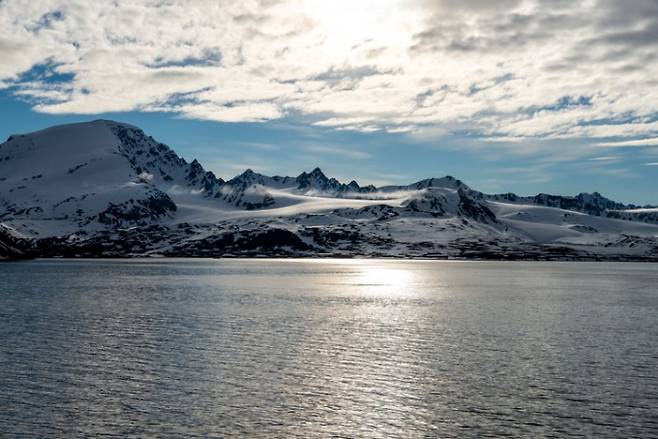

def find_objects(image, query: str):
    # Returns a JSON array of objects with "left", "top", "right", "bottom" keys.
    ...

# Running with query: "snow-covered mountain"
[{"left": 1, "top": 120, "right": 657, "bottom": 260}]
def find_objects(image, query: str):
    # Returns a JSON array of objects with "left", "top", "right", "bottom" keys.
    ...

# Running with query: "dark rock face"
[
  {"left": 295, "top": 168, "right": 376, "bottom": 195},
  {"left": 97, "top": 192, "right": 177, "bottom": 226},
  {"left": 171, "top": 228, "right": 313, "bottom": 256},
  {"left": 0, "top": 229, "right": 31, "bottom": 260},
  {"left": 34, "top": 225, "right": 173, "bottom": 258},
  {"left": 224, "top": 229, "right": 311, "bottom": 253},
  {"left": 403, "top": 196, "right": 447, "bottom": 217},
  {"left": 606, "top": 209, "right": 658, "bottom": 224},
  {"left": 532, "top": 192, "right": 627, "bottom": 216},
  {"left": 458, "top": 189, "right": 497, "bottom": 224},
  {"left": 30, "top": 226, "right": 313, "bottom": 258},
  {"left": 242, "top": 196, "right": 276, "bottom": 210},
  {"left": 295, "top": 167, "right": 339, "bottom": 193},
  {"left": 110, "top": 123, "right": 224, "bottom": 197}
]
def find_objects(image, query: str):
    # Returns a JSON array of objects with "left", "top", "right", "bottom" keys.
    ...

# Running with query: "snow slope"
[
  {"left": 1, "top": 120, "right": 657, "bottom": 260},
  {"left": 0, "top": 120, "right": 225, "bottom": 237}
]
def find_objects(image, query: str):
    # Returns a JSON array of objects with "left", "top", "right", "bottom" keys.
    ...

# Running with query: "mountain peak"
[
  {"left": 411, "top": 176, "right": 469, "bottom": 191},
  {"left": 227, "top": 168, "right": 273, "bottom": 187},
  {"left": 298, "top": 167, "right": 328, "bottom": 181},
  {"left": 296, "top": 167, "right": 336, "bottom": 191},
  {"left": 91, "top": 119, "right": 141, "bottom": 130},
  {"left": 233, "top": 168, "right": 265, "bottom": 182},
  {"left": 308, "top": 167, "right": 327, "bottom": 179},
  {"left": 2, "top": 120, "right": 658, "bottom": 260}
]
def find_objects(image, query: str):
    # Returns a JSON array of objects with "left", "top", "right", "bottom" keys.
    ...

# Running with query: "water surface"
[{"left": 1, "top": 259, "right": 657, "bottom": 437}]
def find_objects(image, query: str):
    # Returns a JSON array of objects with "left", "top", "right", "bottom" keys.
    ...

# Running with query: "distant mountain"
[
  {"left": 487, "top": 191, "right": 634, "bottom": 215},
  {"left": 0, "top": 225, "right": 30, "bottom": 260},
  {"left": 1, "top": 120, "right": 657, "bottom": 260}
]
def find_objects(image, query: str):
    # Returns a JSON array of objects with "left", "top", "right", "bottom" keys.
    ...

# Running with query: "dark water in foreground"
[{"left": 1, "top": 259, "right": 657, "bottom": 438}]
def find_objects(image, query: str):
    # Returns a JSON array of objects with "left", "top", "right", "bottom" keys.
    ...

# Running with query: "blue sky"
[{"left": 1, "top": 0, "right": 657, "bottom": 204}]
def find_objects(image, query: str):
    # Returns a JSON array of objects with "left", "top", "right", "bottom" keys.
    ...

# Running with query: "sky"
[{"left": 1, "top": 0, "right": 657, "bottom": 204}]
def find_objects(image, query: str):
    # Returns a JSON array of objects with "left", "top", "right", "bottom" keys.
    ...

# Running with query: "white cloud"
[
  {"left": 303, "top": 144, "right": 372, "bottom": 160},
  {"left": 596, "top": 138, "right": 658, "bottom": 148},
  {"left": 172, "top": 102, "right": 284, "bottom": 123},
  {"left": 0, "top": 0, "right": 657, "bottom": 147}
]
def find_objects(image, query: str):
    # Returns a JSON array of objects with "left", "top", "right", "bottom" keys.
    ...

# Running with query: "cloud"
[
  {"left": 596, "top": 138, "right": 658, "bottom": 148},
  {"left": 0, "top": 0, "right": 657, "bottom": 148},
  {"left": 171, "top": 102, "right": 284, "bottom": 123},
  {"left": 303, "top": 144, "right": 372, "bottom": 160}
]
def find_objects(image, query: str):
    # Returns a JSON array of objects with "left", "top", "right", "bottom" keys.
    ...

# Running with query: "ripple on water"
[{"left": 1, "top": 259, "right": 657, "bottom": 437}]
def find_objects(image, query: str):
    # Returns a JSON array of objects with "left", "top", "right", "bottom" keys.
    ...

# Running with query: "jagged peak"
[
  {"left": 310, "top": 167, "right": 326, "bottom": 177},
  {"left": 227, "top": 168, "right": 270, "bottom": 186},
  {"left": 205, "top": 171, "right": 224, "bottom": 185},
  {"left": 234, "top": 168, "right": 268, "bottom": 181},
  {"left": 297, "top": 167, "right": 328, "bottom": 180}
]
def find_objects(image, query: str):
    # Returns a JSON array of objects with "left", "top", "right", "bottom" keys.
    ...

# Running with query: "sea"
[{"left": 1, "top": 259, "right": 657, "bottom": 437}]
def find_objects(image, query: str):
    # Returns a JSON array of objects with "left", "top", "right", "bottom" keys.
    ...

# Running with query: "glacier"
[{"left": 1, "top": 120, "right": 657, "bottom": 260}]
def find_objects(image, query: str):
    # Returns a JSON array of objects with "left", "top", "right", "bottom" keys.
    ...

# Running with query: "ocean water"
[{"left": 1, "top": 259, "right": 657, "bottom": 437}]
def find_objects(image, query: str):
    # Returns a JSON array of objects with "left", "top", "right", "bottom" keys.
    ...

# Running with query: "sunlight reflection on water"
[{"left": 1, "top": 259, "right": 657, "bottom": 437}]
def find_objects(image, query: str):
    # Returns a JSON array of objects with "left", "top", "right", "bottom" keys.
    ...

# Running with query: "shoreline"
[{"left": 4, "top": 254, "right": 658, "bottom": 263}]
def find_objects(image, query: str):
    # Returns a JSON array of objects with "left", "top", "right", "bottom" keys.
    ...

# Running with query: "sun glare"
[
  {"left": 303, "top": 0, "right": 404, "bottom": 50},
  {"left": 357, "top": 265, "right": 415, "bottom": 294}
]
